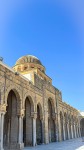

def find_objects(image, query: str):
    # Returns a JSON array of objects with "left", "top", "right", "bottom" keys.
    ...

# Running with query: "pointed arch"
[
  {"left": 48, "top": 97, "right": 55, "bottom": 114},
  {"left": 24, "top": 95, "right": 34, "bottom": 113},
  {"left": 4, "top": 90, "right": 20, "bottom": 149},
  {"left": 23, "top": 95, "right": 34, "bottom": 146}
]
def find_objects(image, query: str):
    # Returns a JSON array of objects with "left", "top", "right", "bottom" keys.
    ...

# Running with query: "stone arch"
[
  {"left": 23, "top": 96, "right": 34, "bottom": 146},
  {"left": 3, "top": 89, "right": 20, "bottom": 149},
  {"left": 23, "top": 95, "right": 34, "bottom": 113},
  {"left": 5, "top": 87, "right": 22, "bottom": 116},
  {"left": 48, "top": 97, "right": 55, "bottom": 114},
  {"left": 5, "top": 85, "right": 22, "bottom": 109},
  {"left": 36, "top": 102, "right": 43, "bottom": 118}
]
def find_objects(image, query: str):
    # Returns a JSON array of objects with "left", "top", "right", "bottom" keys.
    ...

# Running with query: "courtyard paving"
[{"left": 24, "top": 138, "right": 84, "bottom": 150}]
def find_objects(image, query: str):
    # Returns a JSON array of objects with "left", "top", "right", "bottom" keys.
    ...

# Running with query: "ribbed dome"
[{"left": 16, "top": 55, "right": 42, "bottom": 65}]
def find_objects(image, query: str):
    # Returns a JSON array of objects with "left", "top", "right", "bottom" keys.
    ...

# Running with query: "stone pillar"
[
  {"left": 77, "top": 125, "right": 79, "bottom": 138},
  {"left": 41, "top": 119, "right": 44, "bottom": 144},
  {"left": 74, "top": 124, "right": 76, "bottom": 138},
  {"left": 18, "top": 115, "right": 24, "bottom": 149},
  {"left": 44, "top": 112, "right": 49, "bottom": 144},
  {"left": 0, "top": 113, "right": 1, "bottom": 140},
  {"left": 0, "top": 113, "right": 2, "bottom": 150},
  {"left": 58, "top": 113, "right": 61, "bottom": 141},
  {"left": 18, "top": 116, "right": 22, "bottom": 143},
  {"left": 71, "top": 125, "right": 73, "bottom": 139},
  {"left": 21, "top": 117, "right": 23, "bottom": 144},
  {"left": 0, "top": 113, "right": 4, "bottom": 150},
  {"left": 78, "top": 122, "right": 81, "bottom": 137},
  {"left": 73, "top": 124, "right": 75, "bottom": 138},
  {"left": 67, "top": 121, "right": 70, "bottom": 140},
  {"left": 48, "top": 119, "right": 51, "bottom": 143},
  {"left": 76, "top": 126, "right": 77, "bottom": 138},
  {"left": 32, "top": 117, "right": 36, "bottom": 146},
  {"left": 63, "top": 119, "right": 66, "bottom": 140},
  {"left": 55, "top": 115, "right": 59, "bottom": 142},
  {"left": 76, "top": 126, "right": 78, "bottom": 138},
  {"left": 77, "top": 126, "right": 78, "bottom": 138}
]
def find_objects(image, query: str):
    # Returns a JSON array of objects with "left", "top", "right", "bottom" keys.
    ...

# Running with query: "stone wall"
[{"left": 0, "top": 62, "right": 81, "bottom": 150}]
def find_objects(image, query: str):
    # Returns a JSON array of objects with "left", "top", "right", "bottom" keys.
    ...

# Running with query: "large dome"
[{"left": 15, "top": 55, "right": 42, "bottom": 65}]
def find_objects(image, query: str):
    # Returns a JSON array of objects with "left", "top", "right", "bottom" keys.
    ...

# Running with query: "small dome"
[{"left": 16, "top": 55, "right": 42, "bottom": 65}]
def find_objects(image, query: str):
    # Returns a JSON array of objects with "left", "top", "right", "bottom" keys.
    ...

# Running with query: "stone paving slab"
[{"left": 23, "top": 138, "right": 84, "bottom": 150}]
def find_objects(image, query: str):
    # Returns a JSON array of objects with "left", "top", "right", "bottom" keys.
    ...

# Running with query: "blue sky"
[{"left": 0, "top": 0, "right": 84, "bottom": 111}]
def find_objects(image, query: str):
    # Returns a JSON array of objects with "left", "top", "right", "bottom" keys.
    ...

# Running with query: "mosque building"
[{"left": 0, "top": 55, "right": 84, "bottom": 150}]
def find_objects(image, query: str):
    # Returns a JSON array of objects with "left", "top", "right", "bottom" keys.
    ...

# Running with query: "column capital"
[
  {"left": 17, "top": 109, "right": 25, "bottom": 117},
  {"left": 0, "top": 104, "right": 6, "bottom": 114},
  {"left": 33, "top": 116, "right": 36, "bottom": 146},
  {"left": 0, "top": 111, "right": 6, "bottom": 116},
  {"left": 31, "top": 112, "right": 37, "bottom": 119},
  {"left": 0, "top": 111, "right": 4, "bottom": 150}
]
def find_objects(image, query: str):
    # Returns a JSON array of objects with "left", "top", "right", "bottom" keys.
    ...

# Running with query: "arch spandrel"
[{"left": 7, "top": 90, "right": 22, "bottom": 116}]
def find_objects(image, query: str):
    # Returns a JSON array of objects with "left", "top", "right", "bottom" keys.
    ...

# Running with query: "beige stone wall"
[{"left": 0, "top": 62, "right": 81, "bottom": 150}]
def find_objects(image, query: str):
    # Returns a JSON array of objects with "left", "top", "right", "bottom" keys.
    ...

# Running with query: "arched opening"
[
  {"left": 60, "top": 112, "right": 64, "bottom": 141},
  {"left": 48, "top": 99, "right": 56, "bottom": 142},
  {"left": 3, "top": 90, "right": 19, "bottom": 149},
  {"left": 80, "top": 118, "right": 84, "bottom": 137},
  {"left": 64, "top": 113, "right": 68, "bottom": 140},
  {"left": 36, "top": 104, "right": 42, "bottom": 145},
  {"left": 23, "top": 97, "right": 33, "bottom": 147}
]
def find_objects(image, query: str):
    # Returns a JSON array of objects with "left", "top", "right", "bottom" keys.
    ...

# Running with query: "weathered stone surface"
[{"left": 0, "top": 55, "right": 82, "bottom": 150}]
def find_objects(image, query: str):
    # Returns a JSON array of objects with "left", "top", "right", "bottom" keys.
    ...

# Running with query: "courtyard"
[{"left": 24, "top": 138, "right": 84, "bottom": 150}]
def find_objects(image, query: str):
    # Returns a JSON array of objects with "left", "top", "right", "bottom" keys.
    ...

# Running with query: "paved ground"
[{"left": 24, "top": 138, "right": 84, "bottom": 150}]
